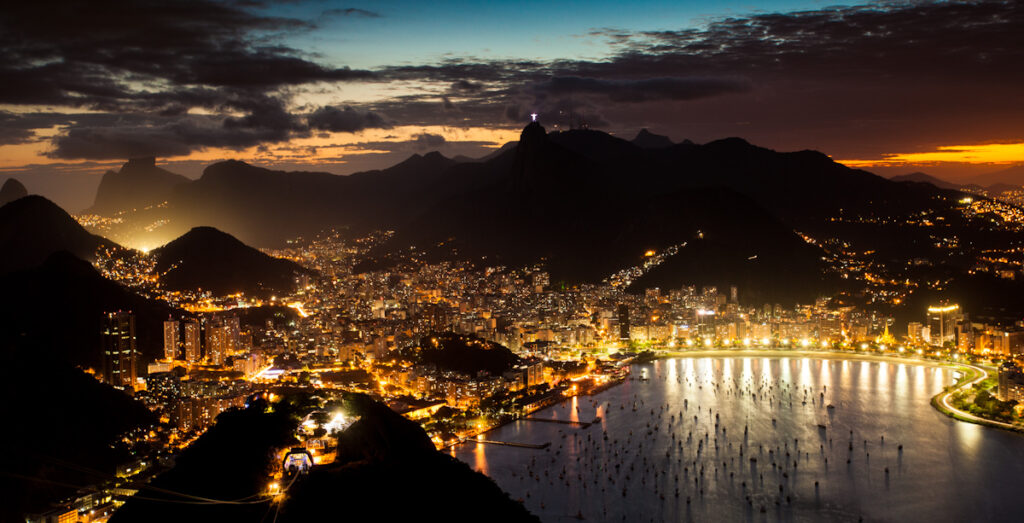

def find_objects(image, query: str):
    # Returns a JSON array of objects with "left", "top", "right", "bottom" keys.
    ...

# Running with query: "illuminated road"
[{"left": 937, "top": 363, "right": 1018, "bottom": 431}]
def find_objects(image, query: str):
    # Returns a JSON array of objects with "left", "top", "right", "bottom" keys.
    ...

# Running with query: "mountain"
[
  {"left": 88, "top": 157, "right": 190, "bottom": 215},
  {"left": 99, "top": 123, "right": 1005, "bottom": 306},
  {"left": 0, "top": 195, "right": 115, "bottom": 273},
  {"left": 889, "top": 171, "right": 963, "bottom": 190},
  {"left": 0, "top": 177, "right": 28, "bottom": 206},
  {"left": 970, "top": 164, "right": 1024, "bottom": 187},
  {"left": 142, "top": 151, "right": 466, "bottom": 247},
  {"left": 632, "top": 128, "right": 674, "bottom": 149},
  {"left": 0, "top": 349, "right": 155, "bottom": 521},
  {"left": 356, "top": 124, "right": 845, "bottom": 303},
  {"left": 111, "top": 393, "right": 537, "bottom": 523},
  {"left": 0, "top": 251, "right": 178, "bottom": 366},
  {"left": 151, "top": 226, "right": 309, "bottom": 296},
  {"left": 405, "top": 333, "right": 521, "bottom": 376},
  {"left": 985, "top": 182, "right": 1021, "bottom": 195}
]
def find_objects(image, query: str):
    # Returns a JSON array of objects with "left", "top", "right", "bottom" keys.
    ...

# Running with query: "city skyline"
[{"left": 4, "top": 1, "right": 1024, "bottom": 522}]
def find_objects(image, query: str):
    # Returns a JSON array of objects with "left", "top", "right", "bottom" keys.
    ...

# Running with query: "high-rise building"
[
  {"left": 617, "top": 304, "right": 630, "bottom": 341},
  {"left": 205, "top": 323, "right": 230, "bottom": 365},
  {"left": 163, "top": 319, "right": 179, "bottom": 360},
  {"left": 103, "top": 311, "right": 137, "bottom": 389},
  {"left": 183, "top": 320, "right": 201, "bottom": 363},
  {"left": 907, "top": 321, "right": 923, "bottom": 341},
  {"left": 224, "top": 314, "right": 240, "bottom": 354},
  {"left": 927, "top": 304, "right": 961, "bottom": 346}
]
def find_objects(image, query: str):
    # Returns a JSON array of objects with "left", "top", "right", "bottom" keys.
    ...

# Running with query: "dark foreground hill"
[
  {"left": 111, "top": 392, "right": 537, "bottom": 522},
  {"left": 404, "top": 332, "right": 522, "bottom": 376},
  {"left": 0, "top": 195, "right": 115, "bottom": 273},
  {"left": 0, "top": 251, "right": 177, "bottom": 367},
  {"left": 152, "top": 226, "right": 309, "bottom": 297},
  {"left": 0, "top": 350, "right": 156, "bottom": 521}
]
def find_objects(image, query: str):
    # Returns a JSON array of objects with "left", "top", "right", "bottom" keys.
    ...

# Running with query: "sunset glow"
[{"left": 839, "top": 142, "right": 1024, "bottom": 168}]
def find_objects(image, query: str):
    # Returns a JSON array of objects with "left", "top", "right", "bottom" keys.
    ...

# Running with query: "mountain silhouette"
[
  {"left": 0, "top": 177, "right": 28, "bottom": 206},
  {"left": 0, "top": 250, "right": 177, "bottom": 366},
  {"left": 110, "top": 393, "right": 538, "bottom": 523},
  {"left": 91, "top": 124, "right": 994, "bottom": 305},
  {"left": 146, "top": 151, "right": 462, "bottom": 247},
  {"left": 0, "top": 195, "right": 115, "bottom": 273},
  {"left": 970, "top": 164, "right": 1024, "bottom": 187},
  {"left": 889, "top": 171, "right": 963, "bottom": 190},
  {"left": 632, "top": 128, "right": 674, "bottom": 149},
  {"left": 152, "top": 226, "right": 309, "bottom": 297},
  {"left": 88, "top": 157, "right": 190, "bottom": 215},
  {"left": 89, "top": 157, "right": 190, "bottom": 215},
  {"left": 0, "top": 348, "right": 155, "bottom": 521}
]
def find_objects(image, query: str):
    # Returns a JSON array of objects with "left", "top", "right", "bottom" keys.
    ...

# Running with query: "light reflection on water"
[{"left": 453, "top": 357, "right": 1024, "bottom": 522}]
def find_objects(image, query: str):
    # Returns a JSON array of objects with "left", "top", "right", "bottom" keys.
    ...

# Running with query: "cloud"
[
  {"left": 0, "top": 0, "right": 386, "bottom": 159},
  {"left": 451, "top": 80, "right": 483, "bottom": 92},
  {"left": 323, "top": 8, "right": 381, "bottom": 18},
  {"left": 307, "top": 106, "right": 390, "bottom": 133},
  {"left": 48, "top": 113, "right": 309, "bottom": 160},
  {"left": 373, "top": 1, "right": 1024, "bottom": 159},
  {"left": 412, "top": 133, "right": 446, "bottom": 150},
  {"left": 0, "top": 1, "right": 374, "bottom": 107},
  {"left": 0, "top": 112, "right": 40, "bottom": 145},
  {"left": 6, "top": 0, "right": 1024, "bottom": 167},
  {"left": 534, "top": 76, "right": 749, "bottom": 103}
]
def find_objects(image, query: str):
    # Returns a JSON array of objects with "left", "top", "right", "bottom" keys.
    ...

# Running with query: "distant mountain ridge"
[
  {"left": 970, "top": 164, "right": 1024, "bottom": 187},
  {"left": 631, "top": 128, "right": 675, "bottom": 149},
  {"left": 79, "top": 124, "right": 1006, "bottom": 305},
  {"left": 889, "top": 171, "right": 964, "bottom": 190},
  {"left": 152, "top": 226, "right": 309, "bottom": 297},
  {"left": 89, "top": 157, "right": 190, "bottom": 215},
  {"left": 0, "top": 178, "right": 28, "bottom": 206}
]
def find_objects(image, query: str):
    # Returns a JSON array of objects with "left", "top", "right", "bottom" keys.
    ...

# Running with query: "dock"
[
  {"left": 523, "top": 416, "right": 601, "bottom": 428},
  {"left": 473, "top": 439, "right": 551, "bottom": 449}
]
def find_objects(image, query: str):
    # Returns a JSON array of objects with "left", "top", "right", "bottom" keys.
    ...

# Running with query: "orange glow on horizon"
[
  {"left": 0, "top": 125, "right": 519, "bottom": 170},
  {"left": 838, "top": 142, "right": 1024, "bottom": 168}
]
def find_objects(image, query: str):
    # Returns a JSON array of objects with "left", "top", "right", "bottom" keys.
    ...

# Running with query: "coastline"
[
  {"left": 651, "top": 347, "right": 1024, "bottom": 433},
  {"left": 457, "top": 348, "right": 1022, "bottom": 447}
]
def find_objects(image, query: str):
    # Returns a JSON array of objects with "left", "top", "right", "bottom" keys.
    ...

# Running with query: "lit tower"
[
  {"left": 163, "top": 318, "right": 179, "bottom": 360},
  {"left": 183, "top": 320, "right": 201, "bottom": 363},
  {"left": 927, "top": 304, "right": 961, "bottom": 346},
  {"left": 103, "top": 311, "right": 137, "bottom": 389}
]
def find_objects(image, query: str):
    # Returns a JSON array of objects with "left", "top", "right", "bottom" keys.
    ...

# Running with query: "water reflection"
[{"left": 454, "top": 356, "right": 1024, "bottom": 522}]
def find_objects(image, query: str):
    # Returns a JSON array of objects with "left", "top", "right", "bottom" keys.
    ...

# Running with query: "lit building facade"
[{"left": 103, "top": 311, "right": 137, "bottom": 388}]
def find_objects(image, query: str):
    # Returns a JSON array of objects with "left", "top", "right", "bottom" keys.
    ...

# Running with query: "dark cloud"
[
  {"left": 50, "top": 126, "right": 198, "bottom": 160},
  {"left": 0, "top": 1, "right": 373, "bottom": 105},
  {"left": 6, "top": 0, "right": 1024, "bottom": 167},
  {"left": 307, "top": 106, "right": 390, "bottom": 133},
  {"left": 0, "top": 112, "right": 40, "bottom": 145},
  {"left": 412, "top": 133, "right": 446, "bottom": 150},
  {"left": 504, "top": 104, "right": 522, "bottom": 122},
  {"left": 534, "top": 76, "right": 749, "bottom": 103},
  {"left": 451, "top": 80, "right": 483, "bottom": 92},
  {"left": 0, "top": 0, "right": 377, "bottom": 159},
  {"left": 375, "top": 1, "right": 1024, "bottom": 159},
  {"left": 323, "top": 8, "right": 381, "bottom": 18}
]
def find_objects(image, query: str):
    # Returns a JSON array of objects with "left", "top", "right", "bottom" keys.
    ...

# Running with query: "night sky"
[{"left": 2, "top": 0, "right": 1022, "bottom": 209}]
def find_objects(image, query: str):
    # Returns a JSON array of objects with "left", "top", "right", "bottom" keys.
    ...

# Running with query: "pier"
[
  {"left": 473, "top": 439, "right": 551, "bottom": 449},
  {"left": 524, "top": 416, "right": 601, "bottom": 428}
]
